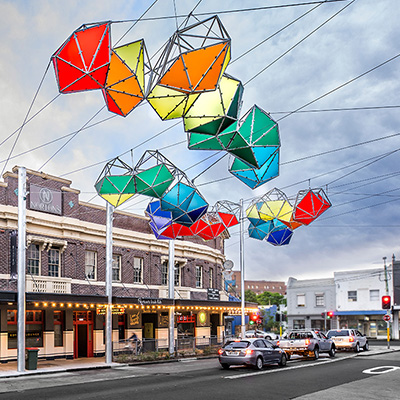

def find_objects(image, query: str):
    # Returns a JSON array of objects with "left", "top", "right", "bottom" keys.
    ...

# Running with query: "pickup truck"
[{"left": 277, "top": 330, "right": 336, "bottom": 359}]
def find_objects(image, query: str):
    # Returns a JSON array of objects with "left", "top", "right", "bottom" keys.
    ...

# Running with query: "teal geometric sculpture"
[
  {"left": 218, "top": 105, "right": 280, "bottom": 169},
  {"left": 248, "top": 219, "right": 273, "bottom": 241},
  {"left": 229, "top": 147, "right": 279, "bottom": 189},
  {"left": 133, "top": 150, "right": 176, "bottom": 198}
]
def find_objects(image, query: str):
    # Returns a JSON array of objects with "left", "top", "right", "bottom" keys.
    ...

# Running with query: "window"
[
  {"left": 161, "top": 262, "right": 168, "bottom": 285},
  {"left": 133, "top": 257, "right": 143, "bottom": 283},
  {"left": 85, "top": 250, "right": 97, "bottom": 280},
  {"left": 112, "top": 255, "right": 121, "bottom": 281},
  {"left": 174, "top": 263, "right": 180, "bottom": 286},
  {"left": 293, "top": 319, "right": 305, "bottom": 329},
  {"left": 54, "top": 311, "right": 64, "bottom": 347},
  {"left": 196, "top": 266, "right": 202, "bottom": 288},
  {"left": 297, "top": 294, "right": 306, "bottom": 307},
  {"left": 209, "top": 268, "right": 213, "bottom": 289},
  {"left": 48, "top": 248, "right": 60, "bottom": 277},
  {"left": 27, "top": 244, "right": 40, "bottom": 276},
  {"left": 315, "top": 294, "right": 325, "bottom": 307},
  {"left": 370, "top": 289, "right": 379, "bottom": 301},
  {"left": 348, "top": 291, "right": 357, "bottom": 302},
  {"left": 8, "top": 310, "right": 43, "bottom": 349}
]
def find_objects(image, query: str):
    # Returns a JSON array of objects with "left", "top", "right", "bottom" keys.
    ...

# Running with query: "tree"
[
  {"left": 256, "top": 291, "right": 286, "bottom": 306},
  {"left": 244, "top": 289, "right": 258, "bottom": 303}
]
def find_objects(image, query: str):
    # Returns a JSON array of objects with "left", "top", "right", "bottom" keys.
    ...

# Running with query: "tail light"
[
  {"left": 244, "top": 349, "right": 253, "bottom": 356},
  {"left": 276, "top": 341, "right": 280, "bottom": 346},
  {"left": 218, "top": 349, "right": 224, "bottom": 355},
  {"left": 305, "top": 339, "right": 311, "bottom": 345},
  {"left": 349, "top": 337, "right": 354, "bottom": 342}
]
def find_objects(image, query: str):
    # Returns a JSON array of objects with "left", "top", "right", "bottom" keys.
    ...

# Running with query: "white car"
[
  {"left": 326, "top": 329, "right": 369, "bottom": 352},
  {"left": 245, "top": 330, "right": 278, "bottom": 340}
]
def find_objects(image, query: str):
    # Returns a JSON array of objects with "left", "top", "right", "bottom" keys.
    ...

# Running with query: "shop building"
[{"left": 0, "top": 167, "right": 252, "bottom": 362}]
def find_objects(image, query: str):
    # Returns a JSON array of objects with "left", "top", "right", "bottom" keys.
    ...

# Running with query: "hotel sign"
[{"left": 30, "top": 184, "right": 62, "bottom": 215}]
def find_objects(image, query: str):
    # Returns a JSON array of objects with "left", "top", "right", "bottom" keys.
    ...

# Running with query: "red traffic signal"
[
  {"left": 382, "top": 295, "right": 391, "bottom": 310},
  {"left": 251, "top": 314, "right": 258, "bottom": 321},
  {"left": 327, "top": 311, "right": 334, "bottom": 319}
]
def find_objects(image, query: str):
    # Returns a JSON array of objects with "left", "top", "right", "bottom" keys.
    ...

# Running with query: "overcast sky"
[{"left": 1, "top": 0, "right": 399, "bottom": 283}]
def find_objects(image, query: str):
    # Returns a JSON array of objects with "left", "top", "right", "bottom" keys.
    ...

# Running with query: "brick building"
[
  {"left": 0, "top": 167, "right": 250, "bottom": 362},
  {"left": 228, "top": 271, "right": 286, "bottom": 297}
]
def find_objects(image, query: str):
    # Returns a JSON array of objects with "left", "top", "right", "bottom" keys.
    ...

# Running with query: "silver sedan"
[{"left": 218, "top": 338, "right": 287, "bottom": 370}]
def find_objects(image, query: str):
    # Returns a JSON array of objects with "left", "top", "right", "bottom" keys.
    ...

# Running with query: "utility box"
[{"left": 25, "top": 348, "right": 39, "bottom": 370}]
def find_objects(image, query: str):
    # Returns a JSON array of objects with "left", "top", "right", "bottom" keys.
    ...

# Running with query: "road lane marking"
[
  {"left": 224, "top": 355, "right": 356, "bottom": 379},
  {"left": 363, "top": 366, "right": 400, "bottom": 374}
]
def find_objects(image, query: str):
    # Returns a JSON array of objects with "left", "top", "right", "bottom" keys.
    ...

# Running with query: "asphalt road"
[{"left": 1, "top": 349, "right": 399, "bottom": 399}]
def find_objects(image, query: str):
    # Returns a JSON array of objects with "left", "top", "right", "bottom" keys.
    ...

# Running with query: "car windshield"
[
  {"left": 288, "top": 332, "right": 313, "bottom": 339},
  {"left": 327, "top": 330, "right": 350, "bottom": 337},
  {"left": 224, "top": 340, "right": 250, "bottom": 349}
]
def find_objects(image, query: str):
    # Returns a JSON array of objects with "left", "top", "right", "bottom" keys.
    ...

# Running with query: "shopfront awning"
[{"left": 334, "top": 310, "right": 386, "bottom": 316}]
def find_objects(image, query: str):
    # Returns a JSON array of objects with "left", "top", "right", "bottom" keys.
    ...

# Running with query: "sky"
[{"left": 0, "top": 0, "right": 399, "bottom": 283}]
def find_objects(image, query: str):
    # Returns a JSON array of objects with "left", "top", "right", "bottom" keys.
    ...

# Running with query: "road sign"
[{"left": 383, "top": 314, "right": 391, "bottom": 322}]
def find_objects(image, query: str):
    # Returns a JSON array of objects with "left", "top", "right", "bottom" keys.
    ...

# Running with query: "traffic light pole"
[
  {"left": 239, "top": 199, "right": 246, "bottom": 339},
  {"left": 383, "top": 257, "right": 390, "bottom": 349}
]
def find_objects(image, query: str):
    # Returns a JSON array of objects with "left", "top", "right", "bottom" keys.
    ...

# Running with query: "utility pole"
[
  {"left": 168, "top": 240, "right": 175, "bottom": 356},
  {"left": 239, "top": 198, "right": 246, "bottom": 339},
  {"left": 17, "top": 167, "right": 26, "bottom": 372},
  {"left": 105, "top": 203, "right": 114, "bottom": 364},
  {"left": 383, "top": 256, "right": 390, "bottom": 349}
]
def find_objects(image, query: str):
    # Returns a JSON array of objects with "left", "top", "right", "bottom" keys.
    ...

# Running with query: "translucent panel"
[
  {"left": 100, "top": 193, "right": 135, "bottom": 207},
  {"left": 188, "top": 132, "right": 225, "bottom": 150},
  {"left": 293, "top": 189, "right": 332, "bottom": 225},
  {"left": 57, "top": 36, "right": 84, "bottom": 70},
  {"left": 106, "top": 89, "right": 142, "bottom": 116}
]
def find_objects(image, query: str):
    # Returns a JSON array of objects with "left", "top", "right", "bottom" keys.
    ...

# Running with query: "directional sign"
[{"left": 383, "top": 314, "right": 391, "bottom": 322}]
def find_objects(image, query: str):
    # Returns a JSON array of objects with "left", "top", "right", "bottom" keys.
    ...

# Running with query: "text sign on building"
[
  {"left": 207, "top": 288, "right": 220, "bottom": 301},
  {"left": 30, "top": 184, "right": 62, "bottom": 215},
  {"left": 96, "top": 307, "right": 125, "bottom": 315}
]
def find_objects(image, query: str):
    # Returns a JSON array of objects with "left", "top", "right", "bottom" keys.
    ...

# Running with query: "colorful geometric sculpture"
[
  {"left": 133, "top": 150, "right": 176, "bottom": 198},
  {"left": 229, "top": 148, "right": 279, "bottom": 189},
  {"left": 52, "top": 22, "right": 111, "bottom": 93},
  {"left": 146, "top": 85, "right": 199, "bottom": 120},
  {"left": 266, "top": 219, "right": 293, "bottom": 246},
  {"left": 248, "top": 220, "right": 273, "bottom": 241},
  {"left": 149, "top": 15, "right": 231, "bottom": 94},
  {"left": 102, "top": 39, "right": 148, "bottom": 116},
  {"left": 160, "top": 172, "right": 208, "bottom": 226},
  {"left": 145, "top": 200, "right": 193, "bottom": 239},
  {"left": 293, "top": 188, "right": 332, "bottom": 225},
  {"left": 94, "top": 157, "right": 135, "bottom": 207},
  {"left": 191, "top": 212, "right": 227, "bottom": 241},
  {"left": 254, "top": 188, "right": 293, "bottom": 223},
  {"left": 184, "top": 74, "right": 244, "bottom": 149},
  {"left": 219, "top": 105, "right": 280, "bottom": 169},
  {"left": 213, "top": 200, "right": 241, "bottom": 228}
]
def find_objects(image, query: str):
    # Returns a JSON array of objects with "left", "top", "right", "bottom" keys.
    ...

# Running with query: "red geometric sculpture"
[
  {"left": 190, "top": 212, "right": 228, "bottom": 241},
  {"left": 293, "top": 188, "right": 331, "bottom": 225},
  {"left": 52, "top": 22, "right": 111, "bottom": 93}
]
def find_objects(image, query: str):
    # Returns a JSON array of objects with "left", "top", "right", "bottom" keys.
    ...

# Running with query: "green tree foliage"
[
  {"left": 244, "top": 289, "right": 258, "bottom": 303},
  {"left": 257, "top": 291, "right": 286, "bottom": 306}
]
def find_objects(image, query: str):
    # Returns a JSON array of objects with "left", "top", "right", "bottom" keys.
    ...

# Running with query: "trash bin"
[{"left": 25, "top": 348, "right": 39, "bottom": 370}]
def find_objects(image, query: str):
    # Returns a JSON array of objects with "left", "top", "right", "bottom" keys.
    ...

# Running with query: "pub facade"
[{"left": 0, "top": 167, "right": 250, "bottom": 362}]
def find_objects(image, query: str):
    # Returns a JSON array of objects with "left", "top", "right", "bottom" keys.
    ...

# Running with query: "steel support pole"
[
  {"left": 168, "top": 240, "right": 175, "bottom": 355},
  {"left": 105, "top": 202, "right": 114, "bottom": 364},
  {"left": 240, "top": 198, "right": 246, "bottom": 338},
  {"left": 17, "top": 167, "right": 26, "bottom": 372}
]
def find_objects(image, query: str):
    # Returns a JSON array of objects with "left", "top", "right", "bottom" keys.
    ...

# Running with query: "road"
[{"left": 0, "top": 349, "right": 399, "bottom": 399}]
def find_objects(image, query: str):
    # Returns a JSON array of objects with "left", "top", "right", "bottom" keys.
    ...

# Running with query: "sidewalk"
[{"left": 0, "top": 345, "right": 398, "bottom": 379}]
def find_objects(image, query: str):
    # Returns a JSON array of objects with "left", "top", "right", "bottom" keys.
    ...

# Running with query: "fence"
[{"left": 113, "top": 335, "right": 225, "bottom": 359}]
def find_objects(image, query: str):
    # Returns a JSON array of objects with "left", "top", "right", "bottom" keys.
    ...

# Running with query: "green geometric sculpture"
[
  {"left": 184, "top": 74, "right": 244, "bottom": 150},
  {"left": 133, "top": 150, "right": 176, "bottom": 198},
  {"left": 219, "top": 105, "right": 280, "bottom": 169},
  {"left": 94, "top": 157, "right": 136, "bottom": 207}
]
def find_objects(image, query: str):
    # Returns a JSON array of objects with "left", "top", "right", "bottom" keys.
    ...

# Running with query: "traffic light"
[
  {"left": 327, "top": 311, "right": 334, "bottom": 319},
  {"left": 382, "top": 295, "right": 391, "bottom": 310},
  {"left": 321, "top": 312, "right": 326, "bottom": 319},
  {"left": 249, "top": 313, "right": 258, "bottom": 325}
]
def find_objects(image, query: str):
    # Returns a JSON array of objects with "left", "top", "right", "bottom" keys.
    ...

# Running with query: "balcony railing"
[{"left": 26, "top": 276, "right": 72, "bottom": 294}]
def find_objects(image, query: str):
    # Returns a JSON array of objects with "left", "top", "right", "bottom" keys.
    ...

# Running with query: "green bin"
[{"left": 25, "top": 348, "right": 39, "bottom": 370}]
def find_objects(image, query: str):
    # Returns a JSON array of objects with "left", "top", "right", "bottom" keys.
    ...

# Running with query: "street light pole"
[
  {"left": 168, "top": 240, "right": 175, "bottom": 356},
  {"left": 240, "top": 198, "right": 246, "bottom": 338},
  {"left": 105, "top": 202, "right": 114, "bottom": 364}
]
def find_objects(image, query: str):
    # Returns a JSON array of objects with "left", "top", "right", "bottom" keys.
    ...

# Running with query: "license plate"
[
  {"left": 335, "top": 338, "right": 342, "bottom": 341},
  {"left": 227, "top": 351, "right": 240, "bottom": 356}
]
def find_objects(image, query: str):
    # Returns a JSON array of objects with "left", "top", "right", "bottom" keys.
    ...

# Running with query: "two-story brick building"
[{"left": 0, "top": 167, "right": 249, "bottom": 362}]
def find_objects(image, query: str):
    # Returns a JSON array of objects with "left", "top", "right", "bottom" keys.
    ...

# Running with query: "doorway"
[
  {"left": 210, "top": 314, "right": 219, "bottom": 344},
  {"left": 142, "top": 313, "right": 157, "bottom": 351},
  {"left": 73, "top": 311, "right": 93, "bottom": 358}
]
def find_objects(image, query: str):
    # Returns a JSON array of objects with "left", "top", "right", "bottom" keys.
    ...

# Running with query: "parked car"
[
  {"left": 218, "top": 338, "right": 287, "bottom": 370},
  {"left": 326, "top": 329, "right": 369, "bottom": 352},
  {"left": 277, "top": 330, "right": 336, "bottom": 359},
  {"left": 245, "top": 330, "right": 278, "bottom": 340}
]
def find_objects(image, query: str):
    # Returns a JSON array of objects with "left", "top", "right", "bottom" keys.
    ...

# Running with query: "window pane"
[
  {"left": 48, "top": 248, "right": 60, "bottom": 277},
  {"left": 27, "top": 244, "right": 40, "bottom": 276},
  {"left": 315, "top": 294, "right": 324, "bottom": 306},
  {"left": 112, "top": 255, "right": 121, "bottom": 281},
  {"left": 348, "top": 291, "right": 357, "bottom": 302},
  {"left": 196, "top": 266, "right": 202, "bottom": 288},
  {"left": 133, "top": 257, "right": 143, "bottom": 283},
  {"left": 161, "top": 262, "right": 168, "bottom": 286},
  {"left": 209, "top": 268, "right": 213, "bottom": 289},
  {"left": 174, "top": 263, "right": 180, "bottom": 286},
  {"left": 85, "top": 251, "right": 96, "bottom": 280},
  {"left": 297, "top": 294, "right": 305, "bottom": 307},
  {"left": 370, "top": 289, "right": 379, "bottom": 301}
]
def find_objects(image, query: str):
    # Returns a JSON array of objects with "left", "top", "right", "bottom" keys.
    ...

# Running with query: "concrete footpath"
[{"left": 0, "top": 344, "right": 398, "bottom": 381}]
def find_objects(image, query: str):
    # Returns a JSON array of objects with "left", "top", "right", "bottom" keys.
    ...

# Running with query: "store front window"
[
  {"left": 54, "top": 310, "right": 64, "bottom": 347},
  {"left": 7, "top": 310, "right": 43, "bottom": 349}
]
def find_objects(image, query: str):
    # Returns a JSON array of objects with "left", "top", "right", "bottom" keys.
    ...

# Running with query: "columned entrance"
[{"left": 73, "top": 311, "right": 94, "bottom": 358}]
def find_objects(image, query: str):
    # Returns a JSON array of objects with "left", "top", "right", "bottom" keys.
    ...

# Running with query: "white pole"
[
  {"left": 105, "top": 202, "right": 114, "bottom": 364},
  {"left": 17, "top": 166, "right": 26, "bottom": 372},
  {"left": 168, "top": 240, "right": 175, "bottom": 355},
  {"left": 240, "top": 198, "right": 246, "bottom": 338}
]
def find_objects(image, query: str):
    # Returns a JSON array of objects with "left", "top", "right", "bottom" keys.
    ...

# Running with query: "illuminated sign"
[{"left": 96, "top": 307, "right": 125, "bottom": 315}]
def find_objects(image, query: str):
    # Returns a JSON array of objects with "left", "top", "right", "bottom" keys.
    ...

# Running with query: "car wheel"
[
  {"left": 266, "top": 335, "right": 271, "bottom": 340},
  {"left": 363, "top": 342, "right": 369, "bottom": 351},
  {"left": 221, "top": 363, "right": 230, "bottom": 370},
  {"left": 286, "top": 353, "right": 291, "bottom": 360},
  {"left": 254, "top": 356, "right": 263, "bottom": 370},
  {"left": 329, "top": 346, "right": 336, "bottom": 357},
  {"left": 313, "top": 347, "right": 319, "bottom": 360},
  {"left": 354, "top": 343, "right": 360, "bottom": 353},
  {"left": 279, "top": 353, "right": 287, "bottom": 367}
]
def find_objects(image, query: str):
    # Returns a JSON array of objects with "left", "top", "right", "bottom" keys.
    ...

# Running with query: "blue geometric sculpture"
[
  {"left": 248, "top": 219, "right": 273, "bottom": 241},
  {"left": 266, "top": 219, "right": 293, "bottom": 246}
]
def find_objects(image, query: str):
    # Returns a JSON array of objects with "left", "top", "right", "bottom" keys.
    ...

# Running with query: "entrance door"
[
  {"left": 210, "top": 314, "right": 219, "bottom": 344},
  {"left": 142, "top": 313, "right": 157, "bottom": 352},
  {"left": 73, "top": 311, "right": 94, "bottom": 358}
]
